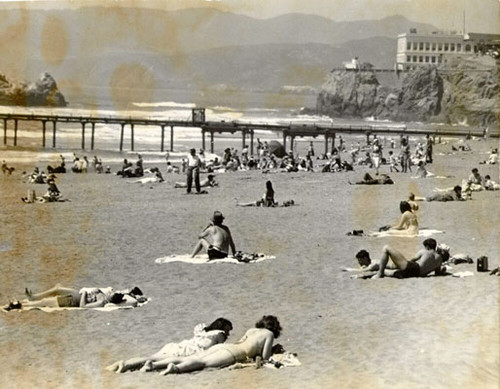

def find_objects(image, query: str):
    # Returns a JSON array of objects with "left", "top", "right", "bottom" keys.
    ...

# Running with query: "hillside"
[
  {"left": 0, "top": 6, "right": 432, "bottom": 101},
  {"left": 316, "top": 56, "right": 498, "bottom": 127}
]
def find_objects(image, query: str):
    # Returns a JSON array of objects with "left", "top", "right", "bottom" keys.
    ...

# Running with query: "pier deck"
[{"left": 0, "top": 110, "right": 492, "bottom": 155}]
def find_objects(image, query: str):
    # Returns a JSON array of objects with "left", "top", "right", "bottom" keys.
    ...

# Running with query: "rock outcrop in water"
[
  {"left": 316, "top": 56, "right": 498, "bottom": 127},
  {"left": 0, "top": 72, "right": 67, "bottom": 107}
]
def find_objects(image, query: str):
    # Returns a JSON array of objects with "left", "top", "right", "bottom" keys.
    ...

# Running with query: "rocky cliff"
[
  {"left": 0, "top": 72, "right": 67, "bottom": 107},
  {"left": 316, "top": 57, "right": 498, "bottom": 127}
]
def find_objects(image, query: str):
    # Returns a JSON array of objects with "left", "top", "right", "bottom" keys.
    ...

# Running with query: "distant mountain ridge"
[{"left": 0, "top": 6, "right": 437, "bottom": 107}]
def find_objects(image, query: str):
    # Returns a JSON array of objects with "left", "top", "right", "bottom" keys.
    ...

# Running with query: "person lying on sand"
[
  {"left": 140, "top": 315, "right": 281, "bottom": 375},
  {"left": 342, "top": 250, "right": 398, "bottom": 277},
  {"left": 191, "top": 211, "right": 237, "bottom": 260},
  {"left": 371, "top": 238, "right": 444, "bottom": 279},
  {"left": 349, "top": 173, "right": 393, "bottom": 185},
  {"left": 128, "top": 167, "right": 164, "bottom": 184},
  {"left": 3, "top": 285, "right": 145, "bottom": 310},
  {"left": 484, "top": 175, "right": 500, "bottom": 191},
  {"left": 174, "top": 174, "right": 217, "bottom": 189},
  {"left": 106, "top": 318, "right": 233, "bottom": 373},
  {"left": 413, "top": 186, "right": 464, "bottom": 202}
]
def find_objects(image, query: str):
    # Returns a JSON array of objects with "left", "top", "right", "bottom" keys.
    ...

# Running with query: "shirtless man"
[
  {"left": 373, "top": 238, "right": 443, "bottom": 279},
  {"left": 190, "top": 211, "right": 236, "bottom": 260},
  {"left": 342, "top": 250, "right": 398, "bottom": 278}
]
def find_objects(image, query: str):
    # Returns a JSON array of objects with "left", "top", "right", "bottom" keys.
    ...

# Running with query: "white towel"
[{"left": 155, "top": 254, "right": 275, "bottom": 265}]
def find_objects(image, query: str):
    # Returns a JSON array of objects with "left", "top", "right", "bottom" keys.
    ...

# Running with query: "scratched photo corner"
[{"left": 0, "top": 1, "right": 499, "bottom": 388}]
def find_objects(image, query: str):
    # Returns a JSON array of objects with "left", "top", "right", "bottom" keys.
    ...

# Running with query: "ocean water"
[{"left": 0, "top": 89, "right": 473, "bottom": 165}]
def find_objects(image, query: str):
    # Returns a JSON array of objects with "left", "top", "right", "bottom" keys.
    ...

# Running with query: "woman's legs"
[
  {"left": 106, "top": 357, "right": 151, "bottom": 373},
  {"left": 142, "top": 357, "right": 184, "bottom": 372},
  {"left": 26, "top": 285, "right": 79, "bottom": 301},
  {"left": 161, "top": 347, "right": 237, "bottom": 375},
  {"left": 21, "top": 296, "right": 60, "bottom": 308}
]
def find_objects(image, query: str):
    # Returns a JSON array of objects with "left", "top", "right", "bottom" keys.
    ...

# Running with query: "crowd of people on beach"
[{"left": 2, "top": 127, "right": 499, "bottom": 379}]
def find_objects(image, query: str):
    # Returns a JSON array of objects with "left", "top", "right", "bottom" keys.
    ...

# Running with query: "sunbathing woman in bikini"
[
  {"left": 140, "top": 315, "right": 281, "bottom": 375},
  {"left": 237, "top": 180, "right": 278, "bottom": 207},
  {"left": 374, "top": 201, "right": 419, "bottom": 236},
  {"left": 106, "top": 318, "right": 233, "bottom": 373}
]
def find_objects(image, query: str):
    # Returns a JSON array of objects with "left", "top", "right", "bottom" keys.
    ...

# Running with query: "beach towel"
[
  {"left": 452, "top": 271, "right": 474, "bottom": 278},
  {"left": 2, "top": 298, "right": 150, "bottom": 313},
  {"left": 366, "top": 229, "right": 444, "bottom": 238},
  {"left": 155, "top": 253, "right": 275, "bottom": 265},
  {"left": 228, "top": 352, "right": 301, "bottom": 370}
]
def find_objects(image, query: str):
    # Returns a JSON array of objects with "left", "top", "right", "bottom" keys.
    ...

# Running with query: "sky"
[{"left": 1, "top": 0, "right": 499, "bottom": 34}]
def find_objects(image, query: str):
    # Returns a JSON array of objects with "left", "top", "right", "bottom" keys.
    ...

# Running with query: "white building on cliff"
[{"left": 396, "top": 29, "right": 500, "bottom": 70}]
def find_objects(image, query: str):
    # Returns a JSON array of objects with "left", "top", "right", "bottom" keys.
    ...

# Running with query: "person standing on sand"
[
  {"left": 425, "top": 134, "right": 433, "bottom": 163},
  {"left": 191, "top": 211, "right": 236, "bottom": 260},
  {"left": 186, "top": 148, "right": 201, "bottom": 194},
  {"left": 373, "top": 238, "right": 443, "bottom": 279}
]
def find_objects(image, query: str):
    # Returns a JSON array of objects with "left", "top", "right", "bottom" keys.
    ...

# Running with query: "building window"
[
  {"left": 457, "top": 43, "right": 461, "bottom": 52},
  {"left": 419, "top": 42, "right": 424, "bottom": 50},
  {"left": 425, "top": 42, "right": 430, "bottom": 50},
  {"left": 444, "top": 43, "right": 449, "bottom": 51},
  {"left": 438, "top": 43, "right": 443, "bottom": 51},
  {"left": 413, "top": 55, "right": 417, "bottom": 62},
  {"left": 432, "top": 43, "right": 436, "bottom": 51},
  {"left": 450, "top": 43, "right": 455, "bottom": 51},
  {"left": 425, "top": 56, "right": 429, "bottom": 62},
  {"left": 407, "top": 42, "right": 412, "bottom": 50},
  {"left": 419, "top": 56, "right": 423, "bottom": 62},
  {"left": 413, "top": 42, "right": 418, "bottom": 50},
  {"left": 431, "top": 56, "right": 436, "bottom": 63},
  {"left": 407, "top": 56, "right": 411, "bottom": 62},
  {"left": 465, "top": 44, "right": 471, "bottom": 52}
]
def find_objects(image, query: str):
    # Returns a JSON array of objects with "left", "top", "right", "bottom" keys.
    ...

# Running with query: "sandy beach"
[{"left": 0, "top": 134, "right": 498, "bottom": 388}]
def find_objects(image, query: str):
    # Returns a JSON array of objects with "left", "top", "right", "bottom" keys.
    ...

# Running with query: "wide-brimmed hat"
[{"left": 211, "top": 211, "right": 224, "bottom": 223}]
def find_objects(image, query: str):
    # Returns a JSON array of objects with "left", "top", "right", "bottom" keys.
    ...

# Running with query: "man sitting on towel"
[{"left": 191, "top": 211, "right": 237, "bottom": 260}]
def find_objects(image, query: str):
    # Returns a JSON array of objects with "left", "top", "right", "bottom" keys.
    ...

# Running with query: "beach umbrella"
[{"left": 268, "top": 140, "right": 286, "bottom": 158}]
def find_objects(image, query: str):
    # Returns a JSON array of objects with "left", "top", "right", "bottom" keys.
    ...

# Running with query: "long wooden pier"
[{"left": 0, "top": 110, "right": 491, "bottom": 156}]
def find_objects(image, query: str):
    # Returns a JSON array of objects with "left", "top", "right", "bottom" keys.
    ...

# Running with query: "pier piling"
[
  {"left": 81, "top": 122, "right": 86, "bottom": 149},
  {"left": 91, "top": 122, "right": 95, "bottom": 150},
  {"left": 3, "top": 119, "right": 7, "bottom": 145},
  {"left": 42, "top": 121, "right": 46, "bottom": 147},
  {"left": 52, "top": 121, "right": 56, "bottom": 148},
  {"left": 14, "top": 119, "right": 18, "bottom": 146},
  {"left": 119, "top": 123, "right": 125, "bottom": 151},
  {"left": 160, "top": 125, "right": 165, "bottom": 152}
]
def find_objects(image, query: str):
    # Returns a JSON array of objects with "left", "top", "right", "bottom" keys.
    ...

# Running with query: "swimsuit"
[
  {"left": 207, "top": 245, "right": 228, "bottom": 260},
  {"left": 56, "top": 294, "right": 79, "bottom": 307},
  {"left": 401, "top": 261, "right": 421, "bottom": 278}
]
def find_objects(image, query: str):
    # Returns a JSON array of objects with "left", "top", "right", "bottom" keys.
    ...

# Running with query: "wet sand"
[{"left": 0, "top": 136, "right": 498, "bottom": 388}]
